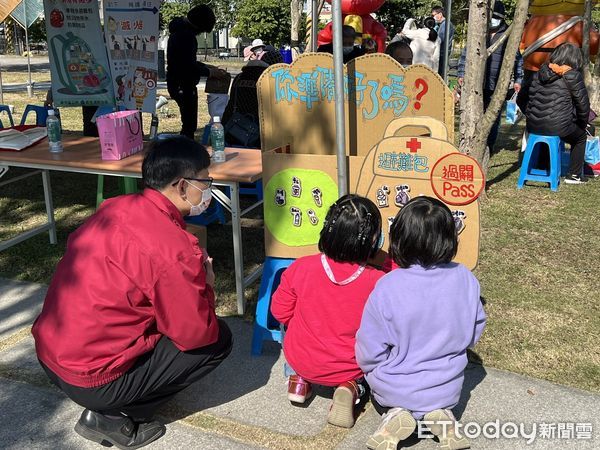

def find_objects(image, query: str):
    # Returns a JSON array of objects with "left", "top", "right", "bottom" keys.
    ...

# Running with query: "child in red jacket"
[{"left": 271, "top": 194, "right": 385, "bottom": 428}]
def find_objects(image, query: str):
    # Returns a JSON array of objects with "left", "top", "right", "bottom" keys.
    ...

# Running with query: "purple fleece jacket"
[{"left": 356, "top": 263, "right": 486, "bottom": 418}]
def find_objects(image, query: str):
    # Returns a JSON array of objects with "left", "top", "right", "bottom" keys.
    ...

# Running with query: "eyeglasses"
[{"left": 172, "top": 177, "right": 213, "bottom": 188}]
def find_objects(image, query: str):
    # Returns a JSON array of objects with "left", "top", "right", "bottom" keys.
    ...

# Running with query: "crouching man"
[{"left": 32, "top": 136, "right": 232, "bottom": 448}]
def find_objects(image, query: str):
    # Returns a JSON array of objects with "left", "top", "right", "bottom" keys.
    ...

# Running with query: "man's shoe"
[
  {"left": 564, "top": 174, "right": 589, "bottom": 184},
  {"left": 287, "top": 375, "right": 313, "bottom": 403},
  {"left": 423, "top": 409, "right": 470, "bottom": 450},
  {"left": 366, "top": 407, "right": 416, "bottom": 450},
  {"left": 328, "top": 380, "right": 361, "bottom": 428},
  {"left": 74, "top": 409, "right": 165, "bottom": 449}
]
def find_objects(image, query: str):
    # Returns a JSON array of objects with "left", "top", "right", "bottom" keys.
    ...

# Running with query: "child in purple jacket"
[{"left": 356, "top": 196, "right": 486, "bottom": 450}]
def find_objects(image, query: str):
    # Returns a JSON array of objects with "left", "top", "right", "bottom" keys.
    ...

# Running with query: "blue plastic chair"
[
  {"left": 251, "top": 257, "right": 295, "bottom": 356},
  {"left": 0, "top": 105, "right": 15, "bottom": 128},
  {"left": 19, "top": 105, "right": 49, "bottom": 126},
  {"left": 517, "top": 134, "right": 563, "bottom": 191}
]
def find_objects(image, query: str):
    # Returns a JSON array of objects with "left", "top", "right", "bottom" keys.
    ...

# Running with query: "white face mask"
[
  {"left": 184, "top": 180, "right": 212, "bottom": 216},
  {"left": 490, "top": 18, "right": 502, "bottom": 28}
]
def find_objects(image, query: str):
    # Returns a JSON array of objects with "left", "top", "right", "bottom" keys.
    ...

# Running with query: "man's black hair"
[
  {"left": 389, "top": 196, "right": 457, "bottom": 269},
  {"left": 431, "top": 6, "right": 445, "bottom": 15},
  {"left": 550, "top": 42, "right": 583, "bottom": 72},
  {"left": 142, "top": 136, "right": 211, "bottom": 190},
  {"left": 187, "top": 4, "right": 216, "bottom": 34},
  {"left": 318, "top": 194, "right": 382, "bottom": 264}
]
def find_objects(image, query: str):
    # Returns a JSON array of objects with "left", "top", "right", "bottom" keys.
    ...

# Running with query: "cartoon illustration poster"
[
  {"left": 103, "top": 0, "right": 161, "bottom": 113},
  {"left": 44, "top": 0, "right": 114, "bottom": 106}
]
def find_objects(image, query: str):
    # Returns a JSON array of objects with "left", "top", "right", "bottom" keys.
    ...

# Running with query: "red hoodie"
[
  {"left": 271, "top": 254, "right": 384, "bottom": 386},
  {"left": 32, "top": 189, "right": 218, "bottom": 388}
]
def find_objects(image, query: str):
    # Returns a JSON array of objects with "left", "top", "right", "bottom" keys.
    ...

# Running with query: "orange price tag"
[{"left": 430, "top": 153, "right": 485, "bottom": 205}]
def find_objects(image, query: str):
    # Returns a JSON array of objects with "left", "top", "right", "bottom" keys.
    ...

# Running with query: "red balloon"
[{"left": 326, "top": 0, "right": 386, "bottom": 16}]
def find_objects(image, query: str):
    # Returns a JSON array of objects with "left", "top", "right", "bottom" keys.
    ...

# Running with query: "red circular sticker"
[{"left": 430, "top": 153, "right": 485, "bottom": 205}]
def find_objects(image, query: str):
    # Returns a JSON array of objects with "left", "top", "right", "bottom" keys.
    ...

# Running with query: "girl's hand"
[{"left": 204, "top": 257, "right": 215, "bottom": 288}]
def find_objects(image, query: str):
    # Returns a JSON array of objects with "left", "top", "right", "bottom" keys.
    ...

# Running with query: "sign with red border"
[{"left": 430, "top": 153, "right": 485, "bottom": 205}]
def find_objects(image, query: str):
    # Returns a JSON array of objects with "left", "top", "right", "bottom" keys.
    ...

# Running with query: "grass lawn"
[{"left": 1, "top": 69, "right": 599, "bottom": 393}]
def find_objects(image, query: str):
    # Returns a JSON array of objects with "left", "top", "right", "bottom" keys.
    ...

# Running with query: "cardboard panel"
[
  {"left": 354, "top": 120, "right": 483, "bottom": 269},
  {"left": 257, "top": 53, "right": 454, "bottom": 156},
  {"left": 262, "top": 118, "right": 483, "bottom": 269}
]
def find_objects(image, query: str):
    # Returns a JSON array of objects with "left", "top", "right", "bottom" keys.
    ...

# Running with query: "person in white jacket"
[{"left": 392, "top": 17, "right": 440, "bottom": 72}]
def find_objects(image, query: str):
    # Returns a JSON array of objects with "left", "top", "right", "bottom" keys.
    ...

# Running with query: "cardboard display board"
[
  {"left": 257, "top": 53, "right": 454, "bottom": 156},
  {"left": 354, "top": 118, "right": 484, "bottom": 269},
  {"left": 262, "top": 118, "right": 484, "bottom": 269}
]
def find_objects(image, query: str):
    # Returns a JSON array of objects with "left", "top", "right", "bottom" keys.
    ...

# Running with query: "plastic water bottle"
[
  {"left": 149, "top": 114, "right": 159, "bottom": 139},
  {"left": 46, "top": 109, "right": 63, "bottom": 153},
  {"left": 211, "top": 116, "right": 226, "bottom": 163}
]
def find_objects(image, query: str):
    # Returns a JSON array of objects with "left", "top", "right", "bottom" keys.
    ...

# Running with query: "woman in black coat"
[{"left": 517, "top": 43, "right": 591, "bottom": 184}]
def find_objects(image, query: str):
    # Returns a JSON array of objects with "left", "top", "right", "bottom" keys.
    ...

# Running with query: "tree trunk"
[
  {"left": 592, "top": 29, "right": 600, "bottom": 112},
  {"left": 459, "top": 0, "right": 529, "bottom": 181},
  {"left": 290, "top": 0, "right": 302, "bottom": 48},
  {"left": 582, "top": 0, "right": 592, "bottom": 84},
  {"left": 458, "top": 0, "right": 488, "bottom": 163},
  {"left": 305, "top": 0, "right": 325, "bottom": 51}
]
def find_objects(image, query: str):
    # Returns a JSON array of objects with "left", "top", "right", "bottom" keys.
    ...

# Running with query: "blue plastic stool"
[
  {"left": 19, "top": 105, "right": 49, "bottom": 126},
  {"left": 184, "top": 199, "right": 226, "bottom": 226},
  {"left": 251, "top": 257, "right": 295, "bottom": 356},
  {"left": 0, "top": 105, "right": 15, "bottom": 128},
  {"left": 225, "top": 180, "right": 263, "bottom": 201},
  {"left": 517, "top": 134, "right": 562, "bottom": 191}
]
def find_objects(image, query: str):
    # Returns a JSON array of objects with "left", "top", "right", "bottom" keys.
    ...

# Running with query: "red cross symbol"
[{"left": 406, "top": 138, "right": 421, "bottom": 153}]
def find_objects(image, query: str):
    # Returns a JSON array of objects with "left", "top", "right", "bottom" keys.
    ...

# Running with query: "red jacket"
[
  {"left": 271, "top": 254, "right": 385, "bottom": 386},
  {"left": 32, "top": 189, "right": 218, "bottom": 388}
]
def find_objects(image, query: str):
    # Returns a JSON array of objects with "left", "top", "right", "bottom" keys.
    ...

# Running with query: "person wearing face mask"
[
  {"left": 431, "top": 5, "right": 454, "bottom": 77},
  {"left": 457, "top": 0, "right": 524, "bottom": 154},
  {"left": 317, "top": 25, "right": 365, "bottom": 63},
  {"left": 32, "top": 136, "right": 232, "bottom": 449}
]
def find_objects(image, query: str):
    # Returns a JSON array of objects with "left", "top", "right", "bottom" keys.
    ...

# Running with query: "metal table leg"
[
  {"left": 229, "top": 182, "right": 245, "bottom": 314},
  {"left": 41, "top": 170, "right": 57, "bottom": 244}
]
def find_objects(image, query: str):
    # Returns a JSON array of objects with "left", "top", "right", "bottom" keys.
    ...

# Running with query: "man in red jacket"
[{"left": 32, "top": 136, "right": 232, "bottom": 449}]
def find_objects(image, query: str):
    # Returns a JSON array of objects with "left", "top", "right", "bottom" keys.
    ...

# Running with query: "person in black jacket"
[
  {"left": 517, "top": 43, "right": 591, "bottom": 184},
  {"left": 458, "top": 1, "right": 523, "bottom": 153},
  {"left": 167, "top": 5, "right": 226, "bottom": 139}
]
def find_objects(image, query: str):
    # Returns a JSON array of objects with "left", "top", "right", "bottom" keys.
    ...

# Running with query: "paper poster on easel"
[
  {"left": 257, "top": 53, "right": 454, "bottom": 155},
  {"left": 44, "top": 0, "right": 114, "bottom": 106},
  {"left": 103, "top": 0, "right": 160, "bottom": 113}
]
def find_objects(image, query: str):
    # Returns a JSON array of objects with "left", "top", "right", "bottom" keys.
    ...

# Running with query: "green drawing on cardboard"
[{"left": 265, "top": 168, "right": 338, "bottom": 246}]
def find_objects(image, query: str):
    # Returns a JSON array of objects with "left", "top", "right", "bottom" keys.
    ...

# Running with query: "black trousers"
[
  {"left": 483, "top": 89, "right": 501, "bottom": 152},
  {"left": 168, "top": 85, "right": 198, "bottom": 140},
  {"left": 562, "top": 125, "right": 587, "bottom": 177},
  {"left": 41, "top": 320, "right": 233, "bottom": 421}
]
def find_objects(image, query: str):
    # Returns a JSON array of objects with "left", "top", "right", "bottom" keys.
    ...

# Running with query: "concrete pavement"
[{"left": 0, "top": 277, "right": 599, "bottom": 449}]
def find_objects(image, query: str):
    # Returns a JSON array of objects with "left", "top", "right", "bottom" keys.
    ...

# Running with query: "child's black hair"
[
  {"left": 389, "top": 196, "right": 457, "bottom": 268},
  {"left": 550, "top": 43, "right": 583, "bottom": 72},
  {"left": 318, "top": 194, "right": 382, "bottom": 264}
]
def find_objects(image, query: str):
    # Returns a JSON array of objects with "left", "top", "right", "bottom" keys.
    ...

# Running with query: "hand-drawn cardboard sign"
[
  {"left": 355, "top": 118, "right": 483, "bottom": 269},
  {"left": 431, "top": 154, "right": 485, "bottom": 206},
  {"left": 257, "top": 53, "right": 454, "bottom": 156},
  {"left": 262, "top": 118, "right": 484, "bottom": 270}
]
